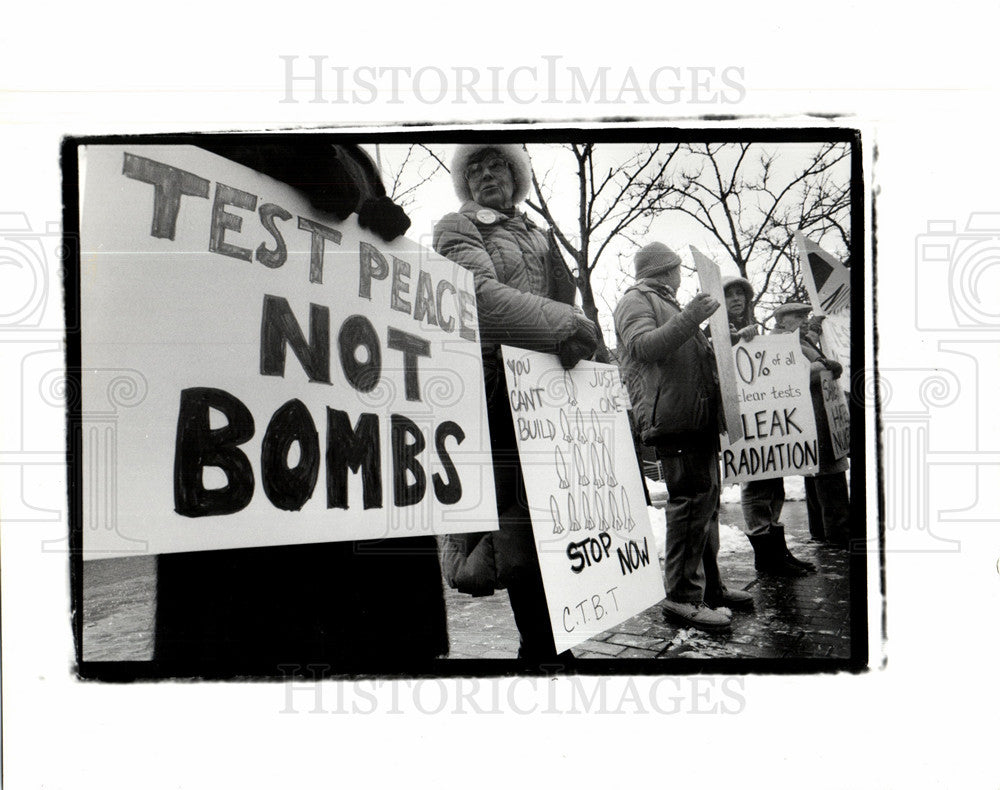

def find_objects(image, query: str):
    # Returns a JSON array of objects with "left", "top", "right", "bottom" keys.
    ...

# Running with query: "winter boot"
[
  {"left": 773, "top": 525, "right": 816, "bottom": 572},
  {"left": 747, "top": 533, "right": 808, "bottom": 577},
  {"left": 705, "top": 585, "right": 755, "bottom": 612}
]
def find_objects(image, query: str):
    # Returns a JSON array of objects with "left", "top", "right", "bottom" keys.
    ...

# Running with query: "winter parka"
[
  {"left": 613, "top": 280, "right": 721, "bottom": 450},
  {"left": 432, "top": 200, "right": 579, "bottom": 595},
  {"left": 432, "top": 201, "right": 578, "bottom": 370}
]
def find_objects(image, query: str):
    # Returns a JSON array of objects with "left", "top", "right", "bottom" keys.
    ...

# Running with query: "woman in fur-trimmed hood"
[
  {"left": 433, "top": 142, "right": 599, "bottom": 664},
  {"left": 721, "top": 275, "right": 757, "bottom": 335},
  {"left": 449, "top": 142, "right": 534, "bottom": 205}
]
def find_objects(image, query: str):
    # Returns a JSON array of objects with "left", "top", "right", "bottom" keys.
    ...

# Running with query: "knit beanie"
[
  {"left": 634, "top": 242, "right": 682, "bottom": 279},
  {"left": 451, "top": 144, "right": 532, "bottom": 205}
]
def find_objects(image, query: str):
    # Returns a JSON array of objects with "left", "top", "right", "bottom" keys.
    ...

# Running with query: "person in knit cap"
[
  {"left": 726, "top": 289, "right": 815, "bottom": 576},
  {"left": 433, "top": 143, "right": 600, "bottom": 663},
  {"left": 772, "top": 302, "right": 850, "bottom": 546},
  {"left": 614, "top": 243, "right": 753, "bottom": 633}
]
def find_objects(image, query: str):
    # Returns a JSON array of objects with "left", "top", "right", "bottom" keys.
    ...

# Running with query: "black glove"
[
  {"left": 824, "top": 359, "right": 844, "bottom": 379},
  {"left": 357, "top": 196, "right": 412, "bottom": 242},
  {"left": 556, "top": 312, "right": 599, "bottom": 369}
]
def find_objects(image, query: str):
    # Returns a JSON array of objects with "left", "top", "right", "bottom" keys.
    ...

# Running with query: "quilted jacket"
[
  {"left": 432, "top": 201, "right": 578, "bottom": 364},
  {"left": 432, "top": 200, "right": 578, "bottom": 595},
  {"left": 613, "top": 280, "right": 721, "bottom": 449}
]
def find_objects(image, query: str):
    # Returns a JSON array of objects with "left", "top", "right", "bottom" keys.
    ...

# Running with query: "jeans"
[
  {"left": 656, "top": 447, "right": 720, "bottom": 604},
  {"left": 739, "top": 478, "right": 786, "bottom": 537}
]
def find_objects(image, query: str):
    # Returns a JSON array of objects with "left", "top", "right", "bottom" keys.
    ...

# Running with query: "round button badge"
[{"left": 476, "top": 210, "right": 497, "bottom": 224}]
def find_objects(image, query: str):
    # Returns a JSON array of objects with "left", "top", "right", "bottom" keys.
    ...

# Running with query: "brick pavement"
[{"left": 446, "top": 501, "right": 853, "bottom": 661}]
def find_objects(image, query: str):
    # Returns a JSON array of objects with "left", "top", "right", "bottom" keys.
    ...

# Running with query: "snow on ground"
[
  {"left": 643, "top": 475, "right": 811, "bottom": 560},
  {"left": 647, "top": 504, "right": 747, "bottom": 561}
]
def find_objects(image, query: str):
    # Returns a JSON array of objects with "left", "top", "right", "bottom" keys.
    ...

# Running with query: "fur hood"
[
  {"left": 722, "top": 275, "right": 756, "bottom": 329},
  {"left": 450, "top": 143, "right": 532, "bottom": 205}
]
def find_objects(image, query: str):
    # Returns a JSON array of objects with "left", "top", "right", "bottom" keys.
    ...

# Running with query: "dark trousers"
[
  {"left": 740, "top": 478, "right": 786, "bottom": 537},
  {"left": 488, "top": 361, "right": 558, "bottom": 660},
  {"left": 656, "top": 447, "right": 720, "bottom": 604},
  {"left": 804, "top": 472, "right": 850, "bottom": 542}
]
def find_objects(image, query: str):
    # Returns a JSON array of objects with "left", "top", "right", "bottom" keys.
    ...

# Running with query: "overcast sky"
[{"left": 369, "top": 140, "right": 851, "bottom": 342}]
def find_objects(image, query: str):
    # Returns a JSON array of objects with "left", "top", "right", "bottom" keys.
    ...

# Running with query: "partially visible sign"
[
  {"left": 501, "top": 347, "right": 664, "bottom": 653},
  {"left": 796, "top": 232, "right": 850, "bottom": 315},
  {"left": 795, "top": 233, "right": 851, "bottom": 388},
  {"left": 80, "top": 145, "right": 497, "bottom": 559},
  {"left": 819, "top": 311, "right": 851, "bottom": 391},
  {"left": 720, "top": 332, "right": 819, "bottom": 484},
  {"left": 693, "top": 246, "right": 743, "bottom": 441},
  {"left": 820, "top": 369, "right": 850, "bottom": 460}
]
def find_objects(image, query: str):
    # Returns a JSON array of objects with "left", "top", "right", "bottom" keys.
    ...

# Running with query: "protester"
[
  {"left": 433, "top": 143, "right": 600, "bottom": 662},
  {"left": 153, "top": 140, "right": 449, "bottom": 672},
  {"left": 614, "top": 244, "right": 753, "bottom": 632},
  {"left": 724, "top": 280, "right": 814, "bottom": 576},
  {"left": 778, "top": 305, "right": 851, "bottom": 546}
]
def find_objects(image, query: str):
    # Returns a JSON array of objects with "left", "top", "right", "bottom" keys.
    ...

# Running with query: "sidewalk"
[
  {"left": 445, "top": 501, "right": 853, "bottom": 660},
  {"left": 81, "top": 502, "right": 853, "bottom": 664}
]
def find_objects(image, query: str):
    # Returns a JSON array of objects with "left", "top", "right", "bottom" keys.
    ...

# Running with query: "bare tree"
[
  {"left": 649, "top": 142, "right": 851, "bottom": 320},
  {"left": 378, "top": 143, "right": 448, "bottom": 209},
  {"left": 525, "top": 143, "right": 682, "bottom": 361}
]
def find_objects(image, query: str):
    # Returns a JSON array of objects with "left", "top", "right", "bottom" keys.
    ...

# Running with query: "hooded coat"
[
  {"left": 721, "top": 275, "right": 756, "bottom": 332},
  {"left": 432, "top": 200, "right": 578, "bottom": 595}
]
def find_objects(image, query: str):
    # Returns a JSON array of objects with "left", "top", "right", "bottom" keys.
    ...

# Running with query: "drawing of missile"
[
  {"left": 602, "top": 444, "right": 618, "bottom": 487},
  {"left": 567, "top": 493, "right": 581, "bottom": 531},
  {"left": 573, "top": 444, "right": 589, "bottom": 486},
  {"left": 564, "top": 369, "right": 578, "bottom": 406},
  {"left": 620, "top": 488, "right": 635, "bottom": 531},
  {"left": 555, "top": 446, "right": 570, "bottom": 489},
  {"left": 581, "top": 492, "right": 595, "bottom": 529},
  {"left": 559, "top": 408, "right": 573, "bottom": 443},
  {"left": 594, "top": 489, "right": 608, "bottom": 531},
  {"left": 608, "top": 489, "right": 623, "bottom": 530},
  {"left": 590, "top": 443, "right": 604, "bottom": 488},
  {"left": 550, "top": 495, "right": 564, "bottom": 535},
  {"left": 575, "top": 408, "right": 587, "bottom": 443},
  {"left": 590, "top": 408, "right": 604, "bottom": 443}
]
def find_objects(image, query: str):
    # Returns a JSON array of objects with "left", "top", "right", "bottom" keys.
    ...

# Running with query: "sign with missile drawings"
[{"left": 501, "top": 346, "right": 665, "bottom": 653}]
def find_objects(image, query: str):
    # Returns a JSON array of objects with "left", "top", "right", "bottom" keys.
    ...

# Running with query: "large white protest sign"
[
  {"left": 500, "top": 347, "right": 664, "bottom": 653},
  {"left": 693, "top": 246, "right": 743, "bottom": 441},
  {"left": 720, "top": 332, "right": 819, "bottom": 484},
  {"left": 819, "top": 369, "right": 851, "bottom": 460},
  {"left": 79, "top": 145, "right": 497, "bottom": 559}
]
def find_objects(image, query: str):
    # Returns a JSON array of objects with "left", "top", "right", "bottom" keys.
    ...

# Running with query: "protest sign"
[
  {"left": 693, "top": 246, "right": 743, "bottom": 441},
  {"left": 795, "top": 232, "right": 850, "bottom": 315},
  {"left": 819, "top": 311, "right": 851, "bottom": 391},
  {"left": 794, "top": 232, "right": 851, "bottom": 387},
  {"left": 79, "top": 145, "right": 496, "bottom": 559},
  {"left": 719, "top": 332, "right": 819, "bottom": 484},
  {"left": 819, "top": 369, "right": 851, "bottom": 460},
  {"left": 501, "top": 347, "right": 664, "bottom": 653}
]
